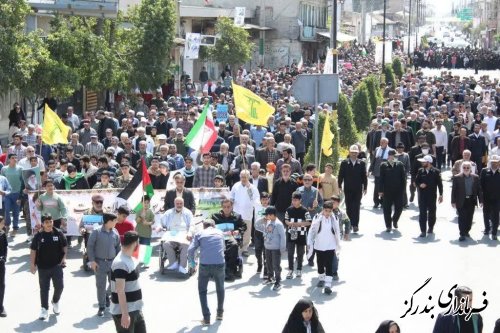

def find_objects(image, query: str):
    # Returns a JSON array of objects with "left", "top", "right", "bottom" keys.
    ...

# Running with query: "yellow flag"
[
  {"left": 321, "top": 114, "right": 334, "bottom": 156},
  {"left": 42, "top": 104, "right": 69, "bottom": 145},
  {"left": 232, "top": 82, "right": 275, "bottom": 126}
]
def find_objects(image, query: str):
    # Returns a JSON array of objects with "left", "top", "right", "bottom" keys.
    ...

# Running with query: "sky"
[{"left": 428, "top": 0, "right": 453, "bottom": 16}]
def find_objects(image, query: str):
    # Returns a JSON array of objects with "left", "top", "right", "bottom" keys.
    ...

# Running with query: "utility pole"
[
  {"left": 408, "top": 0, "right": 412, "bottom": 57},
  {"left": 382, "top": 0, "right": 387, "bottom": 70}
]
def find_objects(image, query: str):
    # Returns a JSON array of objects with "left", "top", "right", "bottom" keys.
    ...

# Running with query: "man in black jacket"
[
  {"left": 379, "top": 150, "right": 406, "bottom": 232},
  {"left": 468, "top": 124, "right": 487, "bottom": 173},
  {"left": 415, "top": 155, "right": 443, "bottom": 237},
  {"left": 480, "top": 154, "right": 500, "bottom": 240},
  {"left": 96, "top": 110, "right": 117, "bottom": 141},
  {"left": 164, "top": 174, "right": 196, "bottom": 214},
  {"left": 338, "top": 145, "right": 368, "bottom": 233},
  {"left": 211, "top": 199, "right": 247, "bottom": 281}
]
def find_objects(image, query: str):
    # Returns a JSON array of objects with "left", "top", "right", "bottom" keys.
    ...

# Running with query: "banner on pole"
[
  {"left": 184, "top": 33, "right": 202, "bottom": 60},
  {"left": 234, "top": 7, "right": 246, "bottom": 26}
]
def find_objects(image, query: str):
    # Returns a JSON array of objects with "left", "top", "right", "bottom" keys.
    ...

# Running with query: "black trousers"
[
  {"left": 0, "top": 261, "right": 5, "bottom": 312},
  {"left": 483, "top": 200, "right": 500, "bottom": 236},
  {"left": 373, "top": 177, "right": 382, "bottom": 206},
  {"left": 113, "top": 310, "right": 147, "bottom": 333},
  {"left": 436, "top": 146, "right": 445, "bottom": 170},
  {"left": 345, "top": 190, "right": 362, "bottom": 227},
  {"left": 457, "top": 197, "right": 476, "bottom": 236},
  {"left": 382, "top": 192, "right": 404, "bottom": 228},
  {"left": 38, "top": 265, "right": 64, "bottom": 310},
  {"left": 254, "top": 232, "right": 267, "bottom": 275},
  {"left": 224, "top": 239, "right": 239, "bottom": 276},
  {"left": 287, "top": 241, "right": 305, "bottom": 271},
  {"left": 418, "top": 193, "right": 437, "bottom": 233},
  {"left": 316, "top": 250, "right": 335, "bottom": 276}
]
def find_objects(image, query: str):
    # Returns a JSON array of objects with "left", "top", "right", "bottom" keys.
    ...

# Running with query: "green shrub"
[
  {"left": 392, "top": 57, "right": 404, "bottom": 79},
  {"left": 384, "top": 64, "right": 397, "bottom": 88},
  {"left": 350, "top": 83, "right": 371, "bottom": 132},
  {"left": 337, "top": 93, "right": 358, "bottom": 147},
  {"left": 363, "top": 75, "right": 384, "bottom": 115}
]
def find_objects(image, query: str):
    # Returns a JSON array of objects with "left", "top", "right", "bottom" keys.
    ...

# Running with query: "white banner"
[
  {"left": 234, "top": 7, "right": 246, "bottom": 27},
  {"left": 28, "top": 188, "right": 231, "bottom": 237},
  {"left": 184, "top": 33, "right": 202, "bottom": 60},
  {"left": 375, "top": 41, "right": 392, "bottom": 65},
  {"left": 323, "top": 48, "right": 333, "bottom": 74}
]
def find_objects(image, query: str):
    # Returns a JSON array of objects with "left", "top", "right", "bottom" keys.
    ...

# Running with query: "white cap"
[
  {"left": 418, "top": 155, "right": 433, "bottom": 163},
  {"left": 490, "top": 155, "right": 500, "bottom": 162},
  {"left": 157, "top": 134, "right": 167, "bottom": 140},
  {"left": 349, "top": 145, "right": 359, "bottom": 153}
]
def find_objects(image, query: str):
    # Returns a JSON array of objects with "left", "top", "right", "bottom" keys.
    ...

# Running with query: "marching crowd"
[
  {"left": 0, "top": 51, "right": 499, "bottom": 332},
  {"left": 413, "top": 47, "right": 500, "bottom": 71}
]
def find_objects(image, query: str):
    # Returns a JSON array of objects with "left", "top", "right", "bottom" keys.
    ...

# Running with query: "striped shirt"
[
  {"left": 110, "top": 252, "right": 143, "bottom": 315},
  {"left": 192, "top": 165, "right": 217, "bottom": 188},
  {"left": 85, "top": 142, "right": 105, "bottom": 157}
]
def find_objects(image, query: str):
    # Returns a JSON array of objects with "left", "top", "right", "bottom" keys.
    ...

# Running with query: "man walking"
[
  {"left": 369, "top": 138, "right": 394, "bottom": 209},
  {"left": 338, "top": 145, "right": 367, "bottom": 233},
  {"left": 415, "top": 155, "right": 443, "bottom": 237},
  {"left": 87, "top": 213, "right": 121, "bottom": 317},
  {"left": 188, "top": 219, "right": 225, "bottom": 326},
  {"left": 480, "top": 155, "right": 500, "bottom": 240},
  {"left": 110, "top": 231, "right": 146, "bottom": 333},
  {"left": 379, "top": 150, "right": 406, "bottom": 232},
  {"left": 30, "top": 214, "right": 67, "bottom": 320},
  {"left": 451, "top": 161, "right": 482, "bottom": 242}
]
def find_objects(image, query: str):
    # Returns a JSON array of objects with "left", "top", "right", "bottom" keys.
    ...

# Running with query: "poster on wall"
[{"left": 234, "top": 7, "right": 246, "bottom": 27}]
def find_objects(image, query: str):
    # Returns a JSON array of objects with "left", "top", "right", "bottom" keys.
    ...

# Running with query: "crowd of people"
[
  {"left": 0, "top": 44, "right": 499, "bottom": 332},
  {"left": 413, "top": 47, "right": 500, "bottom": 70}
]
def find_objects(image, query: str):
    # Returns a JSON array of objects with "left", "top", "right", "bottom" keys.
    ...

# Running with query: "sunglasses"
[{"left": 93, "top": 200, "right": 103, "bottom": 204}]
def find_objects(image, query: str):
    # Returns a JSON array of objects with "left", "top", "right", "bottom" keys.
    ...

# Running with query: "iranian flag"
[
  {"left": 116, "top": 159, "right": 154, "bottom": 212},
  {"left": 185, "top": 103, "right": 217, "bottom": 154}
]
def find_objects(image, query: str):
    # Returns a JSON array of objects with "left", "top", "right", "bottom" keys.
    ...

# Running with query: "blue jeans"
[
  {"left": 4, "top": 192, "right": 20, "bottom": 230},
  {"left": 198, "top": 264, "right": 225, "bottom": 320}
]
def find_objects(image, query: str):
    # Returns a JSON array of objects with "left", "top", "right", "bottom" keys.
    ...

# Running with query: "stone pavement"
[{"left": 1, "top": 167, "right": 499, "bottom": 333}]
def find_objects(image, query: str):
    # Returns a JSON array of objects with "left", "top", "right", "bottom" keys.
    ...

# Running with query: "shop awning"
[{"left": 317, "top": 31, "right": 357, "bottom": 42}]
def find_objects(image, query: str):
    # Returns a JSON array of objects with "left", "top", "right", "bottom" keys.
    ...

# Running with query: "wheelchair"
[
  {"left": 215, "top": 223, "right": 244, "bottom": 280},
  {"left": 158, "top": 235, "right": 196, "bottom": 278}
]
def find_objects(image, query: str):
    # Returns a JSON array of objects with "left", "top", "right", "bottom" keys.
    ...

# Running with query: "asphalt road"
[{"left": 1, "top": 166, "right": 499, "bottom": 333}]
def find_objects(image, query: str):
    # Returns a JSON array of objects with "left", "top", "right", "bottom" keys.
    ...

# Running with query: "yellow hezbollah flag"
[
  {"left": 321, "top": 113, "right": 334, "bottom": 156},
  {"left": 42, "top": 104, "right": 69, "bottom": 145},
  {"left": 232, "top": 82, "right": 275, "bottom": 126}
]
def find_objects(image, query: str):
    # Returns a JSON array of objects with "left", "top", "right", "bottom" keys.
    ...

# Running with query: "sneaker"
[
  {"left": 459, "top": 236, "right": 466, "bottom": 242},
  {"left": 296, "top": 270, "right": 302, "bottom": 278},
  {"left": 386, "top": 228, "right": 392, "bottom": 233},
  {"left": 353, "top": 226, "right": 359, "bottom": 233},
  {"left": 419, "top": 232, "right": 426, "bottom": 238},
  {"left": 178, "top": 266, "right": 188, "bottom": 274},
  {"left": 97, "top": 307, "right": 105, "bottom": 317},
  {"left": 427, "top": 228, "right": 434, "bottom": 234},
  {"left": 0, "top": 309, "right": 6, "bottom": 318},
  {"left": 216, "top": 312, "right": 223, "bottom": 321},
  {"left": 286, "top": 270, "right": 294, "bottom": 279},
  {"left": 324, "top": 287, "right": 332, "bottom": 295},
  {"left": 263, "top": 278, "right": 274, "bottom": 285},
  {"left": 167, "top": 262, "right": 179, "bottom": 270},
  {"left": 333, "top": 273, "right": 339, "bottom": 281},
  {"left": 317, "top": 280, "right": 325, "bottom": 288},
  {"left": 492, "top": 235, "right": 498, "bottom": 241},
  {"left": 272, "top": 282, "right": 282, "bottom": 291},
  {"left": 52, "top": 301, "right": 60, "bottom": 315},
  {"left": 39, "top": 308, "right": 49, "bottom": 320},
  {"left": 241, "top": 251, "right": 250, "bottom": 257},
  {"left": 201, "top": 318, "right": 210, "bottom": 326},
  {"left": 10, "top": 229, "right": 17, "bottom": 237},
  {"left": 393, "top": 222, "right": 398, "bottom": 229},
  {"left": 307, "top": 260, "right": 314, "bottom": 267}
]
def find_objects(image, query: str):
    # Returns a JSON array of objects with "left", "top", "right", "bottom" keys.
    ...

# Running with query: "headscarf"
[
  {"left": 375, "top": 320, "right": 401, "bottom": 333},
  {"left": 282, "top": 299, "right": 325, "bottom": 333}
]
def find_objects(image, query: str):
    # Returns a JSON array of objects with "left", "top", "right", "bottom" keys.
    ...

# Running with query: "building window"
[{"left": 300, "top": 2, "right": 327, "bottom": 29}]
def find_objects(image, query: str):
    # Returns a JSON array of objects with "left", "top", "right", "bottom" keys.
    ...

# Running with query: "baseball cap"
[
  {"left": 418, "top": 155, "right": 433, "bottom": 163},
  {"left": 159, "top": 161, "right": 169, "bottom": 168},
  {"left": 349, "top": 145, "right": 359, "bottom": 153}
]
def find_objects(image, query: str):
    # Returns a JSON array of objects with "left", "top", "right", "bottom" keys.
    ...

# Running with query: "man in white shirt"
[
  {"left": 230, "top": 170, "right": 260, "bottom": 256},
  {"left": 431, "top": 119, "right": 448, "bottom": 170}
]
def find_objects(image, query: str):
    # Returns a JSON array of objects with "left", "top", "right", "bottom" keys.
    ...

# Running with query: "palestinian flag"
[
  {"left": 185, "top": 103, "right": 217, "bottom": 154},
  {"left": 133, "top": 244, "right": 153, "bottom": 265},
  {"left": 116, "top": 159, "right": 154, "bottom": 213}
]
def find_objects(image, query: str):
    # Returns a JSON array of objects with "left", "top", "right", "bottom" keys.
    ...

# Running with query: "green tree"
[
  {"left": 363, "top": 75, "right": 383, "bottom": 115},
  {"left": 384, "top": 64, "right": 397, "bottom": 88},
  {"left": 351, "top": 83, "right": 371, "bottom": 132},
  {"left": 304, "top": 113, "right": 340, "bottom": 175},
  {"left": 208, "top": 17, "right": 254, "bottom": 70},
  {"left": 392, "top": 57, "right": 404, "bottom": 79},
  {"left": 0, "top": 0, "right": 33, "bottom": 92},
  {"left": 127, "top": 0, "right": 176, "bottom": 90},
  {"left": 337, "top": 93, "right": 357, "bottom": 147}
]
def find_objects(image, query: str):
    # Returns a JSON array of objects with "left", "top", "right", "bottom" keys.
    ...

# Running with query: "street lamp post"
[
  {"left": 382, "top": 0, "right": 387, "bottom": 70},
  {"left": 415, "top": 0, "right": 420, "bottom": 52}
]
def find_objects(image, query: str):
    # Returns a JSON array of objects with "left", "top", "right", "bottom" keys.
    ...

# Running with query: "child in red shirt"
[{"left": 115, "top": 206, "right": 135, "bottom": 244}]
